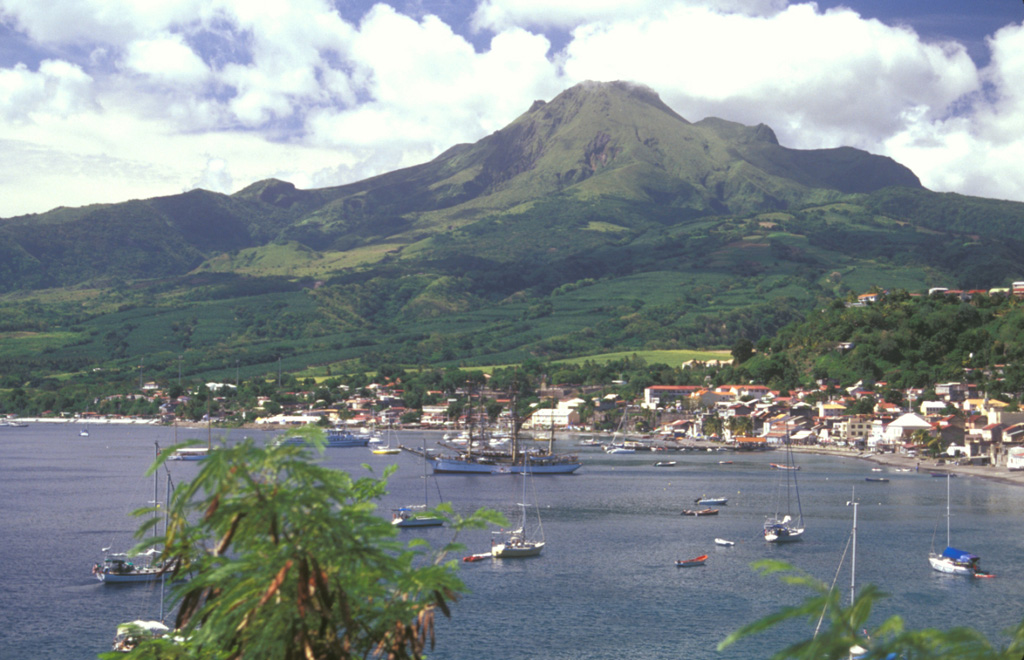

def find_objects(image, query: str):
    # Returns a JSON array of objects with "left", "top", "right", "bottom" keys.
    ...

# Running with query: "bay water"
[{"left": 2, "top": 424, "right": 1023, "bottom": 659}]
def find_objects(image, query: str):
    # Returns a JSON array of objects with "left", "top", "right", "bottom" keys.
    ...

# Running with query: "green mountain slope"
[
  {"left": 729, "top": 289, "right": 1024, "bottom": 395},
  {"left": 1, "top": 80, "right": 1022, "bottom": 386}
]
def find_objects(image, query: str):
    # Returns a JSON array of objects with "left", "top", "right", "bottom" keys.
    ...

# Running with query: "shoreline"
[
  {"left": 13, "top": 416, "right": 1024, "bottom": 488},
  {"left": 790, "top": 445, "right": 1024, "bottom": 488}
]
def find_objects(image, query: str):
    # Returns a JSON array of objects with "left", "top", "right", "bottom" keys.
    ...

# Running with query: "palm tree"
[
  {"left": 911, "top": 429, "right": 940, "bottom": 457},
  {"left": 728, "top": 415, "right": 752, "bottom": 438},
  {"left": 703, "top": 414, "right": 724, "bottom": 439}
]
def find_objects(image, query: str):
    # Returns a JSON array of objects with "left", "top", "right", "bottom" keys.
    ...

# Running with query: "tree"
[
  {"left": 731, "top": 338, "right": 754, "bottom": 365},
  {"left": 703, "top": 413, "right": 724, "bottom": 438},
  {"left": 111, "top": 427, "right": 500, "bottom": 659}
]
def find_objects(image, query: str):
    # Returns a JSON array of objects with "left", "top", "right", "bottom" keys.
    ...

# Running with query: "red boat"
[
  {"left": 770, "top": 462, "right": 800, "bottom": 470},
  {"left": 675, "top": 554, "right": 707, "bottom": 567},
  {"left": 680, "top": 508, "right": 719, "bottom": 516}
]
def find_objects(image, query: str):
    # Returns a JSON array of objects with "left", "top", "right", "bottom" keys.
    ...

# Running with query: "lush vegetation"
[
  {"left": 2, "top": 82, "right": 1023, "bottom": 399},
  {"left": 724, "top": 290, "right": 1024, "bottom": 401},
  {"left": 100, "top": 427, "right": 501, "bottom": 660}
]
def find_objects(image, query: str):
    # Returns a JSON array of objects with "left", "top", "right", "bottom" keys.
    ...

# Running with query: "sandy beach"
[{"left": 790, "top": 445, "right": 1024, "bottom": 488}]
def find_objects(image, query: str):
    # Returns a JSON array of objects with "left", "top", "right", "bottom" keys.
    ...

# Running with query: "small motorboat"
[
  {"left": 462, "top": 552, "right": 492, "bottom": 562},
  {"left": 865, "top": 477, "right": 889, "bottom": 482},
  {"left": 681, "top": 508, "right": 719, "bottom": 517},
  {"left": 717, "top": 460, "right": 733, "bottom": 464},
  {"left": 654, "top": 461, "right": 677, "bottom": 467},
  {"left": 675, "top": 554, "right": 708, "bottom": 567},
  {"left": 770, "top": 462, "right": 800, "bottom": 470},
  {"left": 714, "top": 538, "right": 735, "bottom": 547},
  {"left": 695, "top": 496, "right": 728, "bottom": 505},
  {"left": 871, "top": 467, "right": 883, "bottom": 472}
]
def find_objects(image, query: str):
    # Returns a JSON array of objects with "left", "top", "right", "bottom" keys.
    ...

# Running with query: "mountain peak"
[
  {"left": 550, "top": 80, "right": 690, "bottom": 124},
  {"left": 696, "top": 116, "right": 779, "bottom": 145},
  {"left": 233, "top": 178, "right": 307, "bottom": 209}
]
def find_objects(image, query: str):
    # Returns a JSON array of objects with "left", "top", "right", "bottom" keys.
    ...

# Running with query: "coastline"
[{"left": 790, "top": 445, "right": 1024, "bottom": 488}]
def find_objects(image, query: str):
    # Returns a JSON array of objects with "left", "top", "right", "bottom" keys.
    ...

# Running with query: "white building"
[
  {"left": 1008, "top": 446, "right": 1024, "bottom": 471},
  {"left": 524, "top": 407, "right": 580, "bottom": 430}
]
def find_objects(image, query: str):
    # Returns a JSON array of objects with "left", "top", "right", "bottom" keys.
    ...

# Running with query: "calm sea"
[{"left": 2, "top": 424, "right": 1023, "bottom": 659}]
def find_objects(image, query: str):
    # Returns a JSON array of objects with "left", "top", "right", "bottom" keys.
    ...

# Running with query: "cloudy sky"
[{"left": 1, "top": 0, "right": 1022, "bottom": 217}]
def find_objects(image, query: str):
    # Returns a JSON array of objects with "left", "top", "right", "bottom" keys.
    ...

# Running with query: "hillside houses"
[{"left": 640, "top": 381, "right": 1024, "bottom": 469}]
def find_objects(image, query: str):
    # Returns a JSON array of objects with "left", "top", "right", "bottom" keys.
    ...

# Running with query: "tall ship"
[
  {"left": 428, "top": 449, "right": 581, "bottom": 474},
  {"left": 428, "top": 396, "right": 580, "bottom": 475}
]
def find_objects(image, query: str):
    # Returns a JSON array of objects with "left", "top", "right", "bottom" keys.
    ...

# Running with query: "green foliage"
[
  {"left": 3, "top": 83, "right": 1024, "bottom": 392},
  {"left": 732, "top": 338, "right": 754, "bottom": 364},
  {"left": 720, "top": 561, "right": 1024, "bottom": 660},
  {"left": 106, "top": 429, "right": 502, "bottom": 660},
  {"left": 746, "top": 292, "right": 1024, "bottom": 393}
]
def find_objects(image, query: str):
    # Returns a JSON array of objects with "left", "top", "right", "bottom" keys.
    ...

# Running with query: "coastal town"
[{"left": 7, "top": 369, "right": 1024, "bottom": 486}]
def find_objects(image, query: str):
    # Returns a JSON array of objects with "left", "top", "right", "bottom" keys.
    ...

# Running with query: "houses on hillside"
[{"left": 640, "top": 381, "right": 1024, "bottom": 470}]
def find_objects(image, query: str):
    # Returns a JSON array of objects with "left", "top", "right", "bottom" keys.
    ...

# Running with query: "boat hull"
[
  {"left": 928, "top": 555, "right": 975, "bottom": 576},
  {"left": 325, "top": 431, "right": 370, "bottom": 448},
  {"left": 392, "top": 516, "right": 444, "bottom": 528},
  {"left": 428, "top": 456, "right": 580, "bottom": 474},
  {"left": 492, "top": 541, "right": 544, "bottom": 558},
  {"left": 675, "top": 555, "right": 708, "bottom": 567},
  {"left": 96, "top": 569, "right": 165, "bottom": 583},
  {"left": 166, "top": 448, "right": 208, "bottom": 458},
  {"left": 764, "top": 525, "right": 804, "bottom": 543}
]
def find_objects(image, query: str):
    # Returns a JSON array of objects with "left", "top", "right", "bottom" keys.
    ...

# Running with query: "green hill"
[
  {"left": 0, "top": 80, "right": 1022, "bottom": 387},
  {"left": 729, "top": 289, "right": 1024, "bottom": 397}
]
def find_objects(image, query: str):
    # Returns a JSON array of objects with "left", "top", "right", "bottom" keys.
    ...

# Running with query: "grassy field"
[{"left": 550, "top": 349, "right": 730, "bottom": 367}]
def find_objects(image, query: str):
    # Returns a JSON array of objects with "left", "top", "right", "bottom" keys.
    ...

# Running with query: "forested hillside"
[
  {"left": 1, "top": 81, "right": 1024, "bottom": 391},
  {"left": 729, "top": 290, "right": 1024, "bottom": 398}
]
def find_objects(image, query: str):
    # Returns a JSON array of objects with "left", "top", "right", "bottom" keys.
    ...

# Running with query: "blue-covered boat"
[{"left": 326, "top": 428, "right": 370, "bottom": 448}]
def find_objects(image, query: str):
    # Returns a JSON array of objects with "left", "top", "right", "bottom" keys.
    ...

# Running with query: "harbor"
[{"left": 3, "top": 423, "right": 1023, "bottom": 659}]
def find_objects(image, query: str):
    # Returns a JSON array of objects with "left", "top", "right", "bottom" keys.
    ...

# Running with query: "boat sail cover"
[{"left": 941, "top": 546, "right": 978, "bottom": 563}]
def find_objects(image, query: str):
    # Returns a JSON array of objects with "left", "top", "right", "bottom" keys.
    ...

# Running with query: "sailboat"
[
  {"left": 112, "top": 472, "right": 174, "bottom": 651},
  {"left": 928, "top": 473, "right": 993, "bottom": 577},
  {"left": 814, "top": 491, "right": 870, "bottom": 659},
  {"left": 94, "top": 444, "right": 174, "bottom": 583},
  {"left": 392, "top": 441, "right": 444, "bottom": 528},
  {"left": 491, "top": 457, "right": 545, "bottom": 558},
  {"left": 112, "top": 620, "right": 170, "bottom": 653},
  {"left": 371, "top": 426, "right": 400, "bottom": 455},
  {"left": 167, "top": 415, "right": 213, "bottom": 460},
  {"left": 764, "top": 434, "right": 804, "bottom": 543}
]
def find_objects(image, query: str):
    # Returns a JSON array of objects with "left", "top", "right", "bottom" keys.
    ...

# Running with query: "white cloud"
[
  {"left": 306, "top": 9, "right": 560, "bottom": 169},
  {"left": 0, "top": 0, "right": 206, "bottom": 45},
  {"left": 190, "top": 157, "right": 233, "bottom": 193},
  {"left": 0, "top": 60, "right": 97, "bottom": 121},
  {"left": 471, "top": 0, "right": 787, "bottom": 32},
  {"left": 561, "top": 4, "right": 978, "bottom": 149},
  {"left": 124, "top": 34, "right": 210, "bottom": 86},
  {"left": 884, "top": 23, "right": 1024, "bottom": 203}
]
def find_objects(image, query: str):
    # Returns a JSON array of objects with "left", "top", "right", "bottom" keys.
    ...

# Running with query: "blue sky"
[{"left": 1, "top": 0, "right": 1022, "bottom": 217}]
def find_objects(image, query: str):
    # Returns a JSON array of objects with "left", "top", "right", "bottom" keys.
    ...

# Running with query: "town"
[{"left": 7, "top": 369, "right": 1023, "bottom": 474}]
